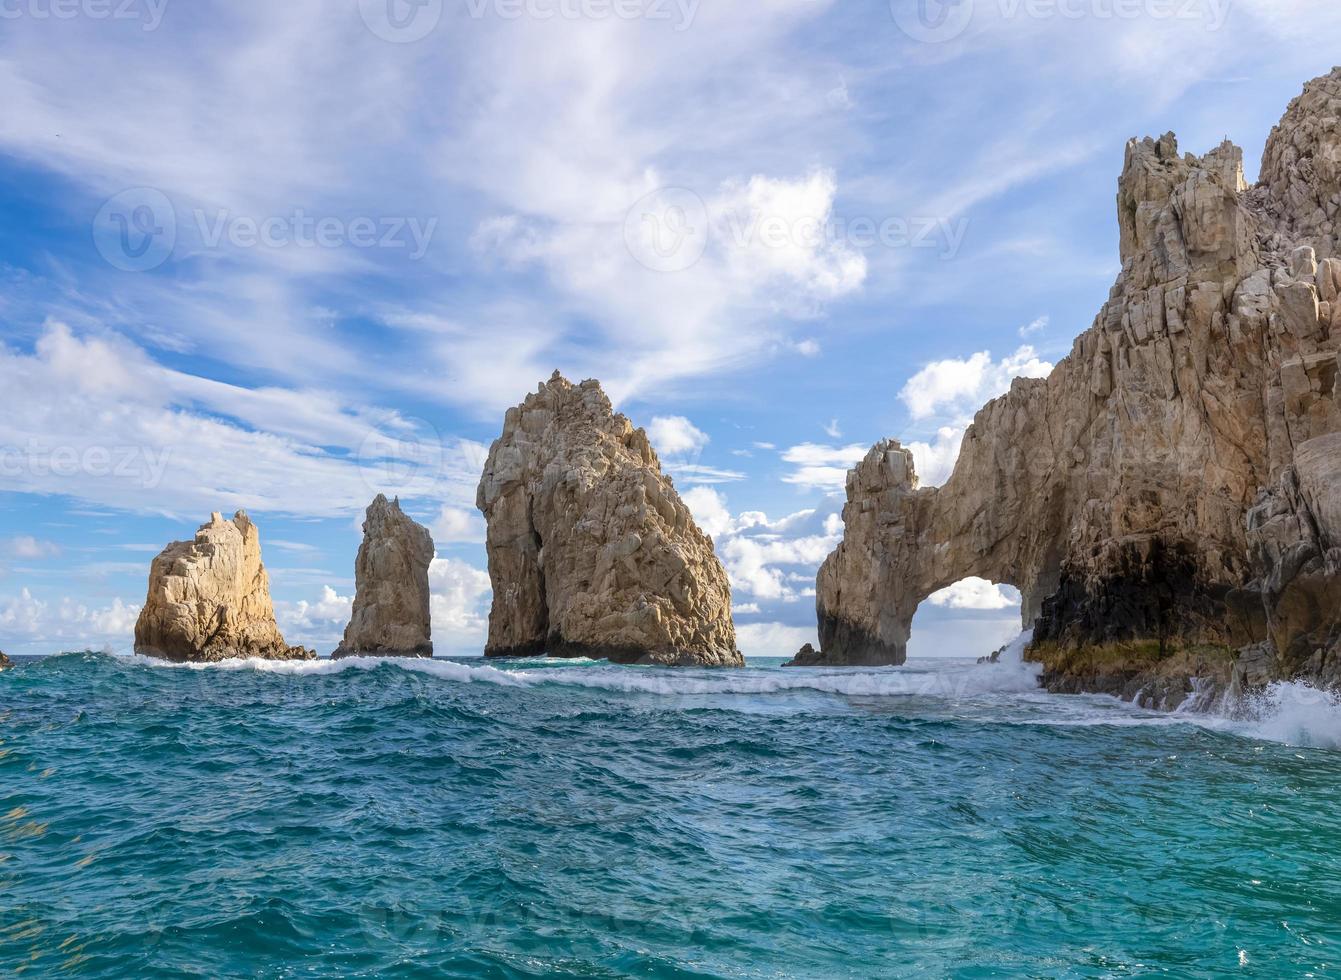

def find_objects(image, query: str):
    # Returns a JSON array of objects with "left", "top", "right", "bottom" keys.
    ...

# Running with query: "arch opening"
[{"left": 906, "top": 576, "right": 1025, "bottom": 660}]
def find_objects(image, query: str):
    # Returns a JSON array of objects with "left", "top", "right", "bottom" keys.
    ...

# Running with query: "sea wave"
[
  {"left": 103, "top": 648, "right": 1341, "bottom": 749},
  {"left": 128, "top": 651, "right": 1045, "bottom": 699}
]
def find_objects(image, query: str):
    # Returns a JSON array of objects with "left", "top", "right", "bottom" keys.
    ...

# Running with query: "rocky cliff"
[
  {"left": 134, "top": 511, "right": 314, "bottom": 663},
  {"left": 794, "top": 69, "right": 1341, "bottom": 706},
  {"left": 477, "top": 372, "right": 741, "bottom": 667},
  {"left": 333, "top": 494, "right": 434, "bottom": 659},
  {"left": 0, "top": 651, "right": 12, "bottom": 671}
]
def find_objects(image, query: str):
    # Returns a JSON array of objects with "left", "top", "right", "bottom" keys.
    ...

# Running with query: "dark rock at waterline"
[{"left": 0, "top": 651, "right": 12, "bottom": 670}]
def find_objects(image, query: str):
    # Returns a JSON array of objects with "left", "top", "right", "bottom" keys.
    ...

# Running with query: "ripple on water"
[{"left": 1, "top": 652, "right": 1340, "bottom": 976}]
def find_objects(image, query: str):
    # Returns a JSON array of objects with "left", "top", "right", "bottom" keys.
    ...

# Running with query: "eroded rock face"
[
  {"left": 0, "top": 652, "right": 12, "bottom": 671},
  {"left": 799, "top": 69, "right": 1341, "bottom": 698},
  {"left": 477, "top": 372, "right": 741, "bottom": 667},
  {"left": 334, "top": 495, "right": 434, "bottom": 659},
  {"left": 134, "top": 511, "right": 314, "bottom": 663}
]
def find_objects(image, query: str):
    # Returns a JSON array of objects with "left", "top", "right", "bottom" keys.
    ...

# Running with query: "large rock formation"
[
  {"left": 477, "top": 372, "right": 741, "bottom": 667},
  {"left": 333, "top": 494, "right": 434, "bottom": 659},
  {"left": 134, "top": 511, "right": 314, "bottom": 663},
  {"left": 794, "top": 69, "right": 1341, "bottom": 705},
  {"left": 0, "top": 651, "right": 12, "bottom": 671}
]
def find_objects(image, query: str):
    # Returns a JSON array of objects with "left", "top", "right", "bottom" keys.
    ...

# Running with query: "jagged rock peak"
[
  {"left": 477, "top": 372, "right": 741, "bottom": 667},
  {"left": 795, "top": 69, "right": 1341, "bottom": 704},
  {"left": 333, "top": 494, "right": 434, "bottom": 660},
  {"left": 0, "top": 651, "right": 12, "bottom": 671},
  {"left": 134, "top": 510, "right": 314, "bottom": 663}
]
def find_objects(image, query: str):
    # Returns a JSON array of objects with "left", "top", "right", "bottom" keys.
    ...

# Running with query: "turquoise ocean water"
[{"left": 3, "top": 647, "right": 1340, "bottom": 978}]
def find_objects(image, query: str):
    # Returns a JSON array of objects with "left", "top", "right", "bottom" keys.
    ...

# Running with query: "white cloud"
[
  {"left": 0, "top": 587, "right": 140, "bottom": 653},
  {"left": 823, "top": 419, "right": 842, "bottom": 439},
  {"left": 7, "top": 536, "right": 61, "bottom": 559},
  {"left": 703, "top": 495, "right": 843, "bottom": 604},
  {"left": 668, "top": 464, "right": 746, "bottom": 485},
  {"left": 681, "top": 486, "right": 734, "bottom": 540},
  {"left": 433, "top": 506, "right": 487, "bottom": 545},
  {"left": 899, "top": 345, "right": 1053, "bottom": 421},
  {"left": 280, "top": 585, "right": 352, "bottom": 633},
  {"left": 428, "top": 557, "right": 492, "bottom": 651},
  {"left": 780, "top": 442, "right": 869, "bottom": 491},
  {"left": 736, "top": 622, "right": 817, "bottom": 659},
  {"left": 793, "top": 339, "right": 821, "bottom": 357},
  {"left": 1019, "top": 315, "right": 1048, "bottom": 337},
  {"left": 731, "top": 602, "right": 762, "bottom": 615},
  {"left": 646, "top": 415, "right": 710, "bottom": 457},
  {"left": 0, "top": 322, "right": 482, "bottom": 518},
  {"left": 905, "top": 425, "right": 967, "bottom": 489},
  {"left": 927, "top": 578, "right": 1021, "bottom": 611}
]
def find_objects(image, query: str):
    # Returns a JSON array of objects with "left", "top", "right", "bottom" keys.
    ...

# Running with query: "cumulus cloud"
[
  {"left": 899, "top": 345, "right": 1053, "bottom": 421},
  {"left": 280, "top": 585, "right": 352, "bottom": 632},
  {"left": 736, "top": 622, "right": 818, "bottom": 659},
  {"left": 926, "top": 578, "right": 1021, "bottom": 611},
  {"left": 433, "top": 506, "right": 487, "bottom": 545},
  {"left": 780, "top": 442, "right": 869, "bottom": 491},
  {"left": 0, "top": 587, "right": 140, "bottom": 653},
  {"left": 681, "top": 486, "right": 735, "bottom": 540},
  {"left": 905, "top": 425, "right": 967, "bottom": 489},
  {"left": 688, "top": 489, "right": 843, "bottom": 605},
  {"left": 428, "top": 557, "right": 492, "bottom": 649},
  {"left": 646, "top": 416, "right": 710, "bottom": 457},
  {"left": 6, "top": 536, "right": 61, "bottom": 559}
]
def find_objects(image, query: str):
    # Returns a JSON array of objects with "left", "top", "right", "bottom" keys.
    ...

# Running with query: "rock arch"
[{"left": 792, "top": 69, "right": 1341, "bottom": 685}]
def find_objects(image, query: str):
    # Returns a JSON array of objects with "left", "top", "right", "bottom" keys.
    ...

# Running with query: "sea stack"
[
  {"left": 333, "top": 494, "right": 434, "bottom": 659},
  {"left": 477, "top": 372, "right": 741, "bottom": 666},
  {"left": 134, "top": 510, "right": 315, "bottom": 663},
  {"left": 0, "top": 651, "right": 12, "bottom": 671},
  {"left": 794, "top": 68, "right": 1341, "bottom": 707}
]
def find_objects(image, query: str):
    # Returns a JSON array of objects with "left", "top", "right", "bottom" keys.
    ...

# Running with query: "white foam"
[
  {"left": 124, "top": 649, "right": 1341, "bottom": 749},
  {"left": 995, "top": 628, "right": 1033, "bottom": 665},
  {"left": 1229, "top": 681, "right": 1341, "bottom": 749},
  {"left": 128, "top": 651, "right": 1041, "bottom": 699}
]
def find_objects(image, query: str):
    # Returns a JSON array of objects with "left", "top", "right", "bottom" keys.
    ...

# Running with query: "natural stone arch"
[{"left": 790, "top": 440, "right": 1064, "bottom": 666}]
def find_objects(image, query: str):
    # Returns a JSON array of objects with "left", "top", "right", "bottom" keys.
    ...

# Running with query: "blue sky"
[{"left": 0, "top": 0, "right": 1336, "bottom": 658}]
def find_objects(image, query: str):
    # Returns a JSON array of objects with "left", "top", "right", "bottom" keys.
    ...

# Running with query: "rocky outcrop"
[
  {"left": 796, "top": 69, "right": 1341, "bottom": 703},
  {"left": 134, "top": 511, "right": 314, "bottom": 663},
  {"left": 477, "top": 372, "right": 741, "bottom": 667},
  {"left": 0, "top": 651, "right": 12, "bottom": 671},
  {"left": 333, "top": 494, "right": 434, "bottom": 659}
]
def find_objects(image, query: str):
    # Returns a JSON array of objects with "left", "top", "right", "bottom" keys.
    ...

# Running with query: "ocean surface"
[{"left": 3, "top": 642, "right": 1341, "bottom": 978}]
